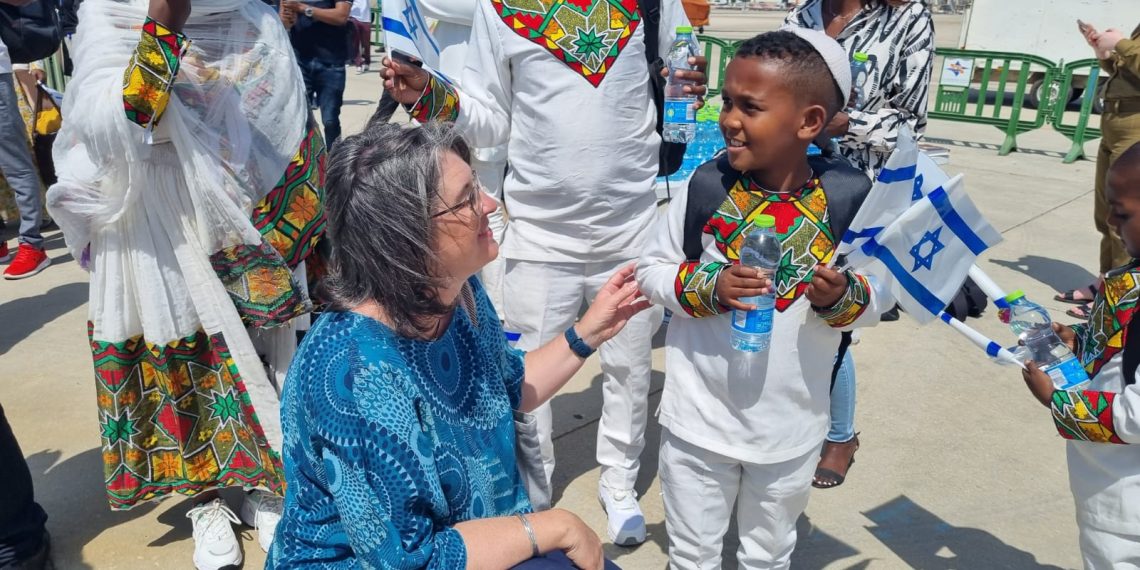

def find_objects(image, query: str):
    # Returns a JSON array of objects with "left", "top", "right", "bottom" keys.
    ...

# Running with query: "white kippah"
[{"left": 779, "top": 25, "right": 853, "bottom": 107}]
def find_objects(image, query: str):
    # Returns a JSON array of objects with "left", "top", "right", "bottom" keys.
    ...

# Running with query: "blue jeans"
[
  {"left": 827, "top": 347, "right": 856, "bottom": 443},
  {"left": 299, "top": 59, "right": 346, "bottom": 146},
  {"left": 0, "top": 73, "right": 42, "bottom": 248}
]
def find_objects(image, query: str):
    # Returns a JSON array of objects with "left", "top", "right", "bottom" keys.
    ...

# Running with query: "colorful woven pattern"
[
  {"left": 675, "top": 260, "right": 728, "bottom": 318},
  {"left": 814, "top": 272, "right": 871, "bottom": 328},
  {"left": 1052, "top": 389, "right": 1125, "bottom": 444},
  {"left": 91, "top": 324, "right": 284, "bottom": 509},
  {"left": 1076, "top": 264, "right": 1140, "bottom": 377},
  {"left": 411, "top": 74, "right": 460, "bottom": 124},
  {"left": 122, "top": 17, "right": 189, "bottom": 130},
  {"left": 209, "top": 242, "right": 309, "bottom": 329},
  {"left": 704, "top": 176, "right": 835, "bottom": 312},
  {"left": 253, "top": 118, "right": 328, "bottom": 269},
  {"left": 491, "top": 0, "right": 640, "bottom": 87}
]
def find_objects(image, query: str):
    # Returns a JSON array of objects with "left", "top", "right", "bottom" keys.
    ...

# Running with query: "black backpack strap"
[
  {"left": 1122, "top": 308, "right": 1140, "bottom": 386},
  {"left": 639, "top": 0, "right": 661, "bottom": 65},
  {"left": 682, "top": 154, "right": 736, "bottom": 261},
  {"left": 809, "top": 153, "right": 872, "bottom": 244}
]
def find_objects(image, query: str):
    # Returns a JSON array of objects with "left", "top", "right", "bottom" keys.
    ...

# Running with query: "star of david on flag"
[
  {"left": 853, "top": 173, "right": 1002, "bottom": 324},
  {"left": 837, "top": 125, "right": 951, "bottom": 268},
  {"left": 382, "top": 0, "right": 442, "bottom": 70}
]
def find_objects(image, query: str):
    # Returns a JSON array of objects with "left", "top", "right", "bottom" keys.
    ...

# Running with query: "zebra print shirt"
[{"left": 785, "top": 0, "right": 935, "bottom": 177}]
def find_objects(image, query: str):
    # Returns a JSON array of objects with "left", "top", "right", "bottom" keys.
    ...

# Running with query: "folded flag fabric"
[
  {"left": 854, "top": 174, "right": 1003, "bottom": 324},
  {"left": 382, "top": 0, "right": 442, "bottom": 70}
]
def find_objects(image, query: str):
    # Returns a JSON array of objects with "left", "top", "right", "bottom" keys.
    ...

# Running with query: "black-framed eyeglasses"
[{"left": 431, "top": 174, "right": 484, "bottom": 219}]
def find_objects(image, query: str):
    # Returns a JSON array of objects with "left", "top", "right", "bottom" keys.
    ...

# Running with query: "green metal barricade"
[
  {"left": 696, "top": 35, "right": 737, "bottom": 97},
  {"left": 1052, "top": 59, "right": 1102, "bottom": 164},
  {"left": 371, "top": 7, "right": 384, "bottom": 48},
  {"left": 930, "top": 48, "right": 1058, "bottom": 156},
  {"left": 43, "top": 50, "right": 66, "bottom": 92}
]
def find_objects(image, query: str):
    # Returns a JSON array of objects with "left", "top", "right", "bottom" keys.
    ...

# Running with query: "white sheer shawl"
[{"left": 47, "top": 0, "right": 308, "bottom": 450}]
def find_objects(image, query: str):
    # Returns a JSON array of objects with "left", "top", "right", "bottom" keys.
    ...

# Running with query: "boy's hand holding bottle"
[
  {"left": 805, "top": 265, "right": 847, "bottom": 309},
  {"left": 715, "top": 265, "right": 771, "bottom": 311},
  {"left": 1022, "top": 322, "right": 1080, "bottom": 407}
]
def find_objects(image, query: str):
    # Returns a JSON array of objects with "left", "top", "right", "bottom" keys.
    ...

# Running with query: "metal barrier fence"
[
  {"left": 931, "top": 48, "right": 1058, "bottom": 156},
  {"left": 931, "top": 47, "right": 1106, "bottom": 162},
  {"left": 696, "top": 35, "right": 737, "bottom": 97},
  {"left": 1052, "top": 58, "right": 1102, "bottom": 164}
]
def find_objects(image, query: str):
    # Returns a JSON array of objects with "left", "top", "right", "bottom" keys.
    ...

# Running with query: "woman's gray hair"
[{"left": 323, "top": 121, "right": 472, "bottom": 337}]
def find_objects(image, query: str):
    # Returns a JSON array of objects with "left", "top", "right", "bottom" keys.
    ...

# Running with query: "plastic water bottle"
[
  {"left": 731, "top": 215, "right": 781, "bottom": 352},
  {"left": 849, "top": 52, "right": 870, "bottom": 110},
  {"left": 1005, "top": 290, "right": 1090, "bottom": 391},
  {"left": 663, "top": 26, "right": 699, "bottom": 144}
]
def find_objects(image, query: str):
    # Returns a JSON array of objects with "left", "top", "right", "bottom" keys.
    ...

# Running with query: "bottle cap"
[
  {"left": 676, "top": 25, "right": 693, "bottom": 33},
  {"left": 754, "top": 214, "right": 776, "bottom": 228},
  {"left": 853, "top": 52, "right": 869, "bottom": 63},
  {"left": 1005, "top": 289, "right": 1026, "bottom": 303}
]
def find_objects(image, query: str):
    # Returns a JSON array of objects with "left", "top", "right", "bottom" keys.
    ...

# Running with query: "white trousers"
[
  {"left": 503, "top": 259, "right": 661, "bottom": 491},
  {"left": 659, "top": 429, "right": 818, "bottom": 570},
  {"left": 1079, "top": 524, "right": 1140, "bottom": 569}
]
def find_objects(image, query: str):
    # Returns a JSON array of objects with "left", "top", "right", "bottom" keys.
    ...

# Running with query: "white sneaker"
[
  {"left": 239, "top": 489, "right": 283, "bottom": 553},
  {"left": 598, "top": 482, "right": 646, "bottom": 546},
  {"left": 187, "top": 499, "right": 243, "bottom": 570}
]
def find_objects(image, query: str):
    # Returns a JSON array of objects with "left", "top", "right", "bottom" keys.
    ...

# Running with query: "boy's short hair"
[{"left": 733, "top": 31, "right": 846, "bottom": 117}]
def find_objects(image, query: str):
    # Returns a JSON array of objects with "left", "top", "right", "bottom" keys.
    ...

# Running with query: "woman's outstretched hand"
[{"left": 576, "top": 264, "right": 652, "bottom": 349}]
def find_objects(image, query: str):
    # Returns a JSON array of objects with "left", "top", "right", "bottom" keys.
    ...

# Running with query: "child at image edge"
[
  {"left": 637, "top": 28, "right": 893, "bottom": 569},
  {"left": 1022, "top": 140, "right": 1140, "bottom": 568}
]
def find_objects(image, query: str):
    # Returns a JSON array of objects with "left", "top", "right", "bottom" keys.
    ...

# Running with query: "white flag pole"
[
  {"left": 938, "top": 311, "right": 1025, "bottom": 369},
  {"left": 967, "top": 264, "right": 1008, "bottom": 303}
]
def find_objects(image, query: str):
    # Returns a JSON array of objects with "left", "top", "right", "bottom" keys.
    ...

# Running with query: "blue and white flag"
[
  {"left": 854, "top": 174, "right": 1003, "bottom": 324},
  {"left": 382, "top": 0, "right": 442, "bottom": 70},
  {"left": 837, "top": 126, "right": 951, "bottom": 268}
]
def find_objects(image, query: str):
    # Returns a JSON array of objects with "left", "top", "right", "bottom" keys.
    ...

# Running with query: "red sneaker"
[
  {"left": 3, "top": 243, "right": 49, "bottom": 279},
  {"left": 0, "top": 241, "right": 11, "bottom": 264}
]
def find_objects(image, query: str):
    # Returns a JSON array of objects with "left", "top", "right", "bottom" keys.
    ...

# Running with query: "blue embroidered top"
[{"left": 268, "top": 278, "right": 531, "bottom": 569}]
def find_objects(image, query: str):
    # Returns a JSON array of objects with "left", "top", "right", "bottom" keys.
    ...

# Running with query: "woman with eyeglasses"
[{"left": 268, "top": 122, "right": 643, "bottom": 570}]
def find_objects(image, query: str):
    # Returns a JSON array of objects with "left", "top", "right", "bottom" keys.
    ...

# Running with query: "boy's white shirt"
[
  {"left": 1068, "top": 354, "right": 1140, "bottom": 535},
  {"left": 449, "top": 0, "right": 690, "bottom": 262},
  {"left": 637, "top": 177, "right": 891, "bottom": 463}
]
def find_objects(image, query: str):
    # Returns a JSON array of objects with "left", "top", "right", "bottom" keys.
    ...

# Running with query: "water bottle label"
[
  {"left": 732, "top": 308, "right": 773, "bottom": 335},
  {"left": 665, "top": 100, "right": 696, "bottom": 124},
  {"left": 1043, "top": 358, "right": 1090, "bottom": 391}
]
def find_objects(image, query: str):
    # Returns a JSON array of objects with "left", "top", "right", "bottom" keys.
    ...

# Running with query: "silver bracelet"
[{"left": 516, "top": 513, "right": 540, "bottom": 558}]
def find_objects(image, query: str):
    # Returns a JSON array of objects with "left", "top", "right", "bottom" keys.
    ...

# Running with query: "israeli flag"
[
  {"left": 382, "top": 0, "right": 442, "bottom": 70},
  {"left": 854, "top": 174, "right": 1003, "bottom": 324},
  {"left": 838, "top": 126, "right": 950, "bottom": 268}
]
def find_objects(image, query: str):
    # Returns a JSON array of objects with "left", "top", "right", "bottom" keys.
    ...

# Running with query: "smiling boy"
[{"left": 637, "top": 29, "right": 892, "bottom": 568}]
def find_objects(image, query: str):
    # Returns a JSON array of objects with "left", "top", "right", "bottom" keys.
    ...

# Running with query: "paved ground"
[{"left": 0, "top": 12, "right": 1104, "bottom": 570}]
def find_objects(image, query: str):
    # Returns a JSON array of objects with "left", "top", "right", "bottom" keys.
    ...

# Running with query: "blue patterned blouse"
[{"left": 268, "top": 278, "right": 532, "bottom": 569}]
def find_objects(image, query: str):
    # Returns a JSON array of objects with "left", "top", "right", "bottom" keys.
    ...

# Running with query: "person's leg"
[
  {"left": 583, "top": 259, "right": 661, "bottom": 544},
  {"left": 735, "top": 446, "right": 818, "bottom": 569},
  {"left": 368, "top": 91, "right": 402, "bottom": 127},
  {"left": 1099, "top": 111, "right": 1140, "bottom": 271},
  {"left": 1078, "top": 523, "right": 1140, "bottom": 569},
  {"left": 0, "top": 73, "right": 43, "bottom": 250},
  {"left": 356, "top": 20, "right": 372, "bottom": 67},
  {"left": 314, "top": 61, "right": 346, "bottom": 146},
  {"left": 826, "top": 348, "right": 856, "bottom": 444},
  {"left": 658, "top": 429, "right": 740, "bottom": 569},
  {"left": 0, "top": 402, "right": 49, "bottom": 568},
  {"left": 502, "top": 260, "right": 586, "bottom": 490}
]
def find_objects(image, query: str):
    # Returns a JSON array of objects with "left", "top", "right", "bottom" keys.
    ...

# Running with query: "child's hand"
[
  {"left": 806, "top": 265, "right": 847, "bottom": 308},
  {"left": 715, "top": 264, "right": 771, "bottom": 311},
  {"left": 1021, "top": 361, "right": 1055, "bottom": 407},
  {"left": 1053, "top": 322, "right": 1078, "bottom": 352}
]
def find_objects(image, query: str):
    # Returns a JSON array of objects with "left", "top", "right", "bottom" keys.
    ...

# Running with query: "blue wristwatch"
[{"left": 564, "top": 326, "right": 596, "bottom": 358}]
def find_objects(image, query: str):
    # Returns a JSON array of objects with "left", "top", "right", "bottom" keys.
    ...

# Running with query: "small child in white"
[
  {"left": 1022, "top": 141, "right": 1140, "bottom": 568},
  {"left": 637, "top": 28, "right": 892, "bottom": 569}
]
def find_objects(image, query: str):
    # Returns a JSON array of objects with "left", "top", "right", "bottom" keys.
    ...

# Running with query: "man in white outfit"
[{"left": 383, "top": 0, "right": 705, "bottom": 545}]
